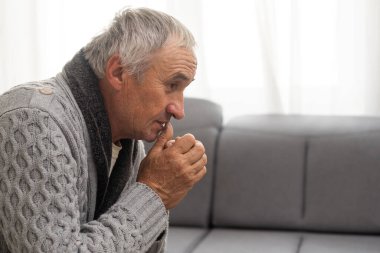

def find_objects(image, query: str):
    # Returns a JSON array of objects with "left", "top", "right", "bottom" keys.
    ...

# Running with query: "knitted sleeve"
[{"left": 0, "top": 108, "right": 168, "bottom": 252}]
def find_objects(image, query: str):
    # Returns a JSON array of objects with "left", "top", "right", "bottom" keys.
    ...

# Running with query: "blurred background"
[{"left": 1, "top": 0, "right": 380, "bottom": 121}]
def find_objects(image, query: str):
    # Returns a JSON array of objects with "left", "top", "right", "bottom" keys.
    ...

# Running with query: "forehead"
[{"left": 149, "top": 42, "right": 197, "bottom": 80}]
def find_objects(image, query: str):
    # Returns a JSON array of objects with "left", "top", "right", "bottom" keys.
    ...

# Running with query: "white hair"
[{"left": 83, "top": 7, "right": 196, "bottom": 79}]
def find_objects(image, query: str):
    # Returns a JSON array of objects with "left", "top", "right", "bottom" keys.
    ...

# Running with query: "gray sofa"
[{"left": 147, "top": 98, "right": 380, "bottom": 253}]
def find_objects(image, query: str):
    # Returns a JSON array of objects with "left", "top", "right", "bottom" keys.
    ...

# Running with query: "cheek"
[
  {"left": 146, "top": 92, "right": 169, "bottom": 111},
  {"left": 135, "top": 85, "right": 170, "bottom": 118},
  {"left": 138, "top": 100, "right": 167, "bottom": 124}
]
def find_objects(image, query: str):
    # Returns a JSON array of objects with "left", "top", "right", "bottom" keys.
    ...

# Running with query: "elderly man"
[{"left": 0, "top": 7, "right": 206, "bottom": 252}]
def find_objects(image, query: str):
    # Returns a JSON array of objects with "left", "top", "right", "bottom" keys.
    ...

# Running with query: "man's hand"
[{"left": 137, "top": 122, "right": 207, "bottom": 209}]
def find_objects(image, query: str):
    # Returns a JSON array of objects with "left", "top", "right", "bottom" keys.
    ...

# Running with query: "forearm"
[
  {"left": 0, "top": 183, "right": 167, "bottom": 252},
  {"left": 79, "top": 183, "right": 168, "bottom": 252}
]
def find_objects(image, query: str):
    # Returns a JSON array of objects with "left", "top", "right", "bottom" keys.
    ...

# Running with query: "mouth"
[{"left": 156, "top": 121, "right": 168, "bottom": 136}]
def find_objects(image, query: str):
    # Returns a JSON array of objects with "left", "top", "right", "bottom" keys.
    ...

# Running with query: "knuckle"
[
  {"left": 195, "top": 141, "right": 205, "bottom": 152},
  {"left": 194, "top": 168, "right": 206, "bottom": 182},
  {"left": 203, "top": 154, "right": 208, "bottom": 165},
  {"left": 165, "top": 139, "right": 175, "bottom": 147},
  {"left": 197, "top": 169, "right": 206, "bottom": 181},
  {"left": 200, "top": 167, "right": 207, "bottom": 177},
  {"left": 172, "top": 160, "right": 188, "bottom": 174},
  {"left": 183, "top": 177, "right": 194, "bottom": 187},
  {"left": 196, "top": 140, "right": 204, "bottom": 148},
  {"left": 186, "top": 173, "right": 194, "bottom": 185},
  {"left": 192, "top": 144, "right": 202, "bottom": 153},
  {"left": 184, "top": 133, "right": 196, "bottom": 143},
  {"left": 185, "top": 168, "right": 197, "bottom": 180},
  {"left": 166, "top": 149, "right": 177, "bottom": 159}
]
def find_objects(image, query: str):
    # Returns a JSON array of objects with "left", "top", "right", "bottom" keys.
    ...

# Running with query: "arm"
[{"left": 0, "top": 108, "right": 167, "bottom": 252}]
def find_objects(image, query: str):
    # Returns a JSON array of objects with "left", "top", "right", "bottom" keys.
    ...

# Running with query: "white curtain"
[
  {"left": 0, "top": 0, "right": 169, "bottom": 88},
  {"left": 201, "top": 0, "right": 380, "bottom": 120},
  {"left": 1, "top": 0, "right": 380, "bottom": 121}
]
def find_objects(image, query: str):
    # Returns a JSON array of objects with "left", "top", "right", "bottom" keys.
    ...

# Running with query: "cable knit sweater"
[{"left": 0, "top": 51, "right": 168, "bottom": 252}]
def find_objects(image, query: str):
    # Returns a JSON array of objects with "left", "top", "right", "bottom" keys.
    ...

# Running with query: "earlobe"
[{"left": 105, "top": 54, "right": 125, "bottom": 90}]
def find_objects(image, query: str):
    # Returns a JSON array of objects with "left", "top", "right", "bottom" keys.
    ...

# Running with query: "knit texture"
[
  {"left": 0, "top": 51, "right": 168, "bottom": 252},
  {"left": 62, "top": 50, "right": 113, "bottom": 217}
]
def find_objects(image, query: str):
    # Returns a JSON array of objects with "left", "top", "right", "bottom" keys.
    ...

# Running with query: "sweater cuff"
[{"left": 119, "top": 182, "right": 168, "bottom": 246}]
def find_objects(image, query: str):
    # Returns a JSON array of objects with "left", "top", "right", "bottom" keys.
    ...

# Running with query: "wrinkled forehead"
[{"left": 154, "top": 42, "right": 197, "bottom": 68}]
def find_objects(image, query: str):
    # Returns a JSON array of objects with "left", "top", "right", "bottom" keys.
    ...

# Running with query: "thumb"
[{"left": 151, "top": 122, "right": 174, "bottom": 151}]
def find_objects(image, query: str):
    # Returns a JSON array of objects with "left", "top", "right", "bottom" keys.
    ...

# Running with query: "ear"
[{"left": 105, "top": 54, "right": 125, "bottom": 90}]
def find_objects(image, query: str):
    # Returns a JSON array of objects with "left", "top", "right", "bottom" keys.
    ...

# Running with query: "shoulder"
[
  {"left": 1, "top": 78, "right": 82, "bottom": 126},
  {"left": 0, "top": 79, "right": 68, "bottom": 116},
  {"left": 0, "top": 79, "right": 86, "bottom": 148}
]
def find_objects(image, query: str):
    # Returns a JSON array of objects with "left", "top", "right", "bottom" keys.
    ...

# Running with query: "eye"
[{"left": 169, "top": 83, "right": 179, "bottom": 91}]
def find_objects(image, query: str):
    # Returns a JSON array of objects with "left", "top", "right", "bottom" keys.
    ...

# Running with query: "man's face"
[{"left": 120, "top": 41, "right": 197, "bottom": 142}]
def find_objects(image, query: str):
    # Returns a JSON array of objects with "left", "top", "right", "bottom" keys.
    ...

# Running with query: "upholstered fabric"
[
  {"left": 190, "top": 229, "right": 380, "bottom": 253},
  {"left": 213, "top": 128, "right": 305, "bottom": 229},
  {"left": 299, "top": 233, "right": 380, "bottom": 253},
  {"left": 213, "top": 115, "right": 380, "bottom": 233},
  {"left": 192, "top": 229, "right": 301, "bottom": 253},
  {"left": 166, "top": 227, "right": 208, "bottom": 253}
]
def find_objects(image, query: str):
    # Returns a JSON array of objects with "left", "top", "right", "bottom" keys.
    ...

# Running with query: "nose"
[{"left": 167, "top": 97, "right": 185, "bottom": 120}]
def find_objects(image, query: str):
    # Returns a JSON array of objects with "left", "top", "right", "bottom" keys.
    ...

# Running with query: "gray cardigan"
[{"left": 0, "top": 51, "right": 168, "bottom": 252}]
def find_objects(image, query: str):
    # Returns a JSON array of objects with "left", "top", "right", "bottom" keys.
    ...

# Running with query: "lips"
[
  {"left": 156, "top": 121, "right": 168, "bottom": 137},
  {"left": 157, "top": 121, "right": 167, "bottom": 130}
]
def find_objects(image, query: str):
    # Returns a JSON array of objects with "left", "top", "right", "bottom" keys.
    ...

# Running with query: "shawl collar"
[{"left": 62, "top": 50, "right": 138, "bottom": 218}]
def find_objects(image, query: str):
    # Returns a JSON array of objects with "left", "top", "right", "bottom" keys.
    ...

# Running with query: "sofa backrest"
[
  {"left": 144, "top": 97, "right": 223, "bottom": 227},
  {"left": 212, "top": 115, "right": 380, "bottom": 233}
]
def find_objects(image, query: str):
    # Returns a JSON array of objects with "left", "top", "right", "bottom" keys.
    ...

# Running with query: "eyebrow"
[{"left": 169, "top": 73, "right": 194, "bottom": 82}]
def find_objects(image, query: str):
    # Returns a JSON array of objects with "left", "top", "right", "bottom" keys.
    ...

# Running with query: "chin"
[
  {"left": 144, "top": 137, "right": 156, "bottom": 143},
  {"left": 142, "top": 132, "right": 159, "bottom": 142}
]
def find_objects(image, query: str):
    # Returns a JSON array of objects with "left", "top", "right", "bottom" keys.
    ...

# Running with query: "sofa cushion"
[
  {"left": 145, "top": 97, "right": 223, "bottom": 227},
  {"left": 304, "top": 132, "right": 380, "bottom": 232},
  {"left": 189, "top": 229, "right": 380, "bottom": 253},
  {"left": 166, "top": 227, "right": 208, "bottom": 253},
  {"left": 213, "top": 115, "right": 380, "bottom": 233},
  {"left": 299, "top": 233, "right": 380, "bottom": 253},
  {"left": 213, "top": 128, "right": 305, "bottom": 229},
  {"left": 192, "top": 229, "right": 301, "bottom": 253}
]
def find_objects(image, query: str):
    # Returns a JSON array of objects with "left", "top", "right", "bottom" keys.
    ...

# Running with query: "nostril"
[
  {"left": 173, "top": 112, "right": 181, "bottom": 120},
  {"left": 167, "top": 104, "right": 185, "bottom": 120}
]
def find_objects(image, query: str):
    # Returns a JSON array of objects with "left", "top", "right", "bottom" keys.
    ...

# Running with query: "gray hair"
[{"left": 83, "top": 7, "right": 196, "bottom": 79}]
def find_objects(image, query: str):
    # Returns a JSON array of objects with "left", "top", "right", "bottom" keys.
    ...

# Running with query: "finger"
[
  {"left": 150, "top": 122, "right": 174, "bottom": 153},
  {"left": 172, "top": 133, "right": 196, "bottom": 154},
  {"left": 192, "top": 166, "right": 207, "bottom": 184},
  {"left": 164, "top": 139, "right": 175, "bottom": 149},
  {"left": 183, "top": 141, "right": 206, "bottom": 165},
  {"left": 189, "top": 154, "right": 207, "bottom": 174}
]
